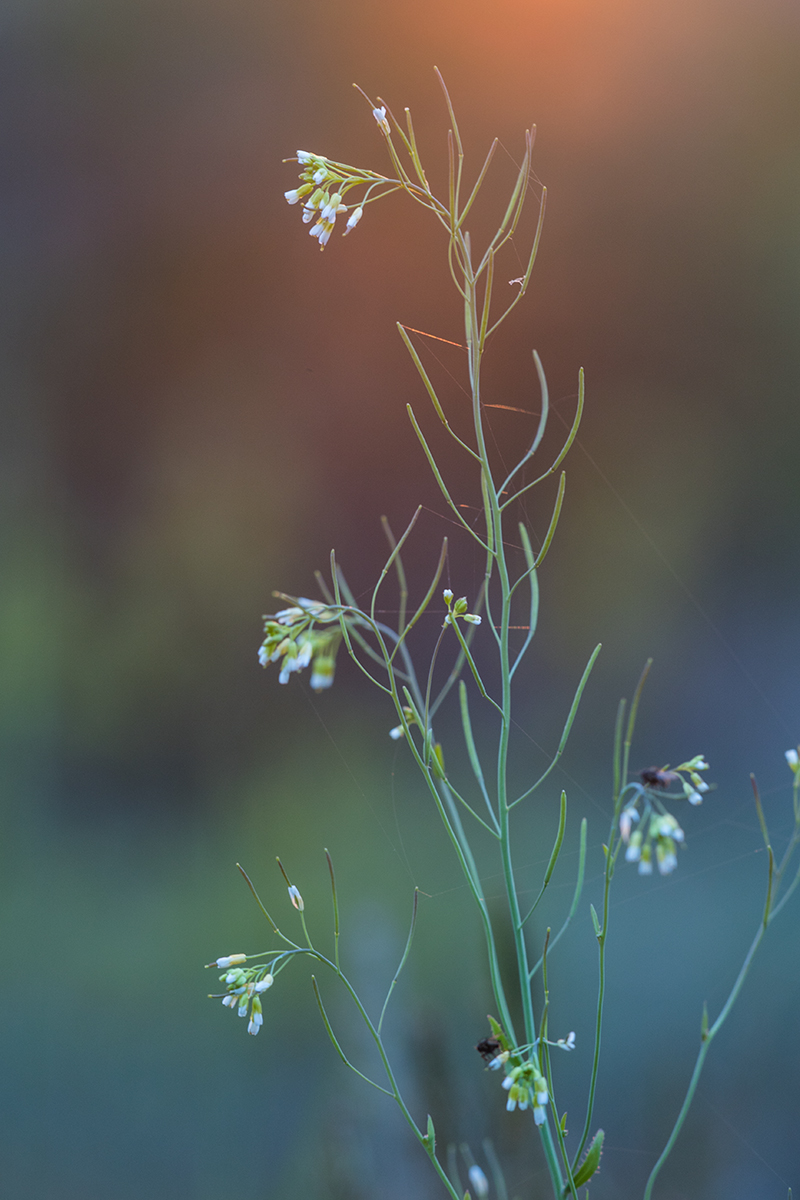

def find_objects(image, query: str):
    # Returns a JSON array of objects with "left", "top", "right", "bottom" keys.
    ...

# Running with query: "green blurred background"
[{"left": 1, "top": 0, "right": 799, "bottom": 1196}]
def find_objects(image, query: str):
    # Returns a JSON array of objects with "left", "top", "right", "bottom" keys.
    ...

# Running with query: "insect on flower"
[
  {"left": 475, "top": 1035, "right": 502, "bottom": 1064},
  {"left": 640, "top": 766, "right": 680, "bottom": 789}
]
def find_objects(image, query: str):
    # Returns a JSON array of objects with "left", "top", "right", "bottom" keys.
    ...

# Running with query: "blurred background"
[{"left": 1, "top": 0, "right": 799, "bottom": 1196}]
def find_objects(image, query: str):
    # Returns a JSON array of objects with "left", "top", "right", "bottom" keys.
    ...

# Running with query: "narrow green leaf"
[{"left": 590, "top": 904, "right": 601, "bottom": 937}]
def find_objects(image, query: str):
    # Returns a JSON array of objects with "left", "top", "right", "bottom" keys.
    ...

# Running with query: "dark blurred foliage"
[{"left": 1, "top": 0, "right": 799, "bottom": 1196}]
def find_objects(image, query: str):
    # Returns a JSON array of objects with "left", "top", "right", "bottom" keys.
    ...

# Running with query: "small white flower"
[
  {"left": 557, "top": 1031, "right": 576, "bottom": 1051},
  {"left": 275, "top": 606, "right": 306, "bottom": 625},
  {"left": 320, "top": 192, "right": 345, "bottom": 221},
  {"left": 625, "top": 830, "right": 643, "bottom": 861},
  {"left": 657, "top": 850, "right": 678, "bottom": 875},
  {"left": 372, "top": 105, "right": 390, "bottom": 133},
  {"left": 247, "top": 1013, "right": 262, "bottom": 1035},
  {"left": 222, "top": 994, "right": 237, "bottom": 1008},
  {"left": 463, "top": 613, "right": 482, "bottom": 625},
  {"left": 533, "top": 1103, "right": 547, "bottom": 1126},
  {"left": 488, "top": 1051, "right": 508, "bottom": 1070},
  {"left": 288, "top": 884, "right": 304, "bottom": 911},
  {"left": 258, "top": 645, "right": 269, "bottom": 667},
  {"left": 638, "top": 855, "right": 653, "bottom": 875},
  {"left": 296, "top": 597, "right": 329, "bottom": 616},
  {"left": 389, "top": 724, "right": 404, "bottom": 740},
  {"left": 786, "top": 749, "right": 799, "bottom": 768},
  {"left": 310, "top": 656, "right": 335, "bottom": 690},
  {"left": 254, "top": 975, "right": 274, "bottom": 993},
  {"left": 284, "top": 189, "right": 301, "bottom": 204},
  {"left": 687, "top": 790, "right": 703, "bottom": 806},
  {"left": 309, "top": 220, "right": 334, "bottom": 247},
  {"left": 296, "top": 151, "right": 314, "bottom": 163},
  {"left": 313, "top": 167, "right": 327, "bottom": 184},
  {"left": 619, "top": 806, "right": 638, "bottom": 843},
  {"left": 345, "top": 206, "right": 363, "bottom": 231},
  {"left": 467, "top": 1165, "right": 489, "bottom": 1198}
]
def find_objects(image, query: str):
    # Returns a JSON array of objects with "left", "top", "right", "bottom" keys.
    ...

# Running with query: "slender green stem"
[{"left": 455, "top": 241, "right": 564, "bottom": 1197}]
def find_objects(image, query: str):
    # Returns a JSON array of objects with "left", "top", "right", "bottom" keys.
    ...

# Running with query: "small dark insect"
[
  {"left": 476, "top": 1035, "right": 502, "bottom": 1064},
  {"left": 640, "top": 766, "right": 680, "bottom": 789}
]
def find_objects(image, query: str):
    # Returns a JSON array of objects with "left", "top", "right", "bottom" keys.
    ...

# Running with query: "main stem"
[{"left": 462, "top": 249, "right": 564, "bottom": 1198}]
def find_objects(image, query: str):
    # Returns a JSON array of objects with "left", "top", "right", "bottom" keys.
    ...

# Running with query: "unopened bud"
[{"left": 213, "top": 953, "right": 247, "bottom": 969}]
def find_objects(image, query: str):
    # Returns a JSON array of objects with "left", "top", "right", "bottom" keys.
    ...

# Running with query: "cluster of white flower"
[
  {"left": 284, "top": 152, "right": 366, "bottom": 248},
  {"left": 622, "top": 809, "right": 684, "bottom": 875},
  {"left": 499, "top": 1060, "right": 550, "bottom": 1123},
  {"left": 619, "top": 755, "right": 711, "bottom": 875},
  {"left": 210, "top": 955, "right": 274, "bottom": 1036},
  {"left": 258, "top": 597, "right": 341, "bottom": 691}
]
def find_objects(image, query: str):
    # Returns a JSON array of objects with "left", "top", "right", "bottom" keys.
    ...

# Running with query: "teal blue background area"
[{"left": 1, "top": 0, "right": 799, "bottom": 1196}]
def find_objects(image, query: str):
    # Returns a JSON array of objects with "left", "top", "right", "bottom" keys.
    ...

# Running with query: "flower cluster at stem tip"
[
  {"left": 258, "top": 597, "right": 342, "bottom": 692},
  {"left": 619, "top": 756, "right": 711, "bottom": 875},
  {"left": 442, "top": 588, "right": 482, "bottom": 628},
  {"left": 208, "top": 955, "right": 274, "bottom": 1036},
  {"left": 284, "top": 107, "right": 404, "bottom": 249},
  {"left": 482, "top": 1025, "right": 574, "bottom": 1123}
]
